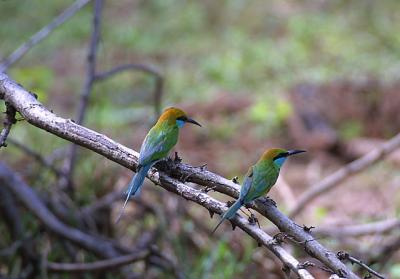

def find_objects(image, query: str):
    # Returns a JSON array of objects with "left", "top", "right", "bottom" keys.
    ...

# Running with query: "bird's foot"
[
  {"left": 202, "top": 185, "right": 216, "bottom": 193},
  {"left": 230, "top": 220, "right": 236, "bottom": 231},
  {"left": 173, "top": 151, "right": 182, "bottom": 163},
  {"left": 226, "top": 200, "right": 236, "bottom": 207},
  {"left": 265, "top": 196, "right": 277, "bottom": 207},
  {"left": 231, "top": 176, "right": 239, "bottom": 184},
  {"left": 248, "top": 213, "right": 260, "bottom": 228}
]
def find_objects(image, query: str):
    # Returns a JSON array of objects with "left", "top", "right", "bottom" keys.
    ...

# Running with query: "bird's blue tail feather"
[
  {"left": 116, "top": 164, "right": 152, "bottom": 223},
  {"left": 212, "top": 199, "right": 242, "bottom": 234}
]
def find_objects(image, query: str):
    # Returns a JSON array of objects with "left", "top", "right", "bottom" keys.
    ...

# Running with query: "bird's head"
[
  {"left": 260, "top": 148, "right": 306, "bottom": 168},
  {"left": 158, "top": 107, "right": 201, "bottom": 128}
]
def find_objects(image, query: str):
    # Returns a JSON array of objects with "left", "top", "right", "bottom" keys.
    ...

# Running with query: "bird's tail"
[
  {"left": 116, "top": 164, "right": 152, "bottom": 223},
  {"left": 212, "top": 199, "right": 242, "bottom": 234}
]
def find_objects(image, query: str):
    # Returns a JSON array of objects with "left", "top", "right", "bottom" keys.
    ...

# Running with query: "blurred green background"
[{"left": 1, "top": 0, "right": 400, "bottom": 278}]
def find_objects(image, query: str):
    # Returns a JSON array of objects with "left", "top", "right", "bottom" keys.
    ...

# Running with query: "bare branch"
[
  {"left": 0, "top": 0, "right": 92, "bottom": 72},
  {"left": 0, "top": 162, "right": 121, "bottom": 258},
  {"left": 337, "top": 251, "right": 385, "bottom": 279},
  {"left": 289, "top": 132, "right": 400, "bottom": 218},
  {"left": 95, "top": 63, "right": 164, "bottom": 118},
  {"left": 46, "top": 250, "right": 149, "bottom": 272},
  {"left": 0, "top": 73, "right": 359, "bottom": 278},
  {"left": 0, "top": 102, "right": 16, "bottom": 148},
  {"left": 8, "top": 138, "right": 66, "bottom": 178}
]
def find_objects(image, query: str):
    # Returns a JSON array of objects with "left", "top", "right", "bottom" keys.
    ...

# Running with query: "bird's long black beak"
[
  {"left": 287, "top": 150, "right": 306, "bottom": 156},
  {"left": 186, "top": 118, "right": 202, "bottom": 127}
]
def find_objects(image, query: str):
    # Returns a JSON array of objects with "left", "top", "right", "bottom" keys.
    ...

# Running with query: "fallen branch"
[
  {"left": 0, "top": 73, "right": 358, "bottom": 278},
  {"left": 0, "top": 162, "right": 121, "bottom": 258},
  {"left": 0, "top": 0, "right": 92, "bottom": 72},
  {"left": 46, "top": 250, "right": 149, "bottom": 272},
  {"left": 289, "top": 132, "right": 400, "bottom": 218}
]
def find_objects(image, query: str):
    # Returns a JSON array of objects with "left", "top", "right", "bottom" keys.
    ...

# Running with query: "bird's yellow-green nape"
[
  {"left": 260, "top": 148, "right": 306, "bottom": 168},
  {"left": 157, "top": 107, "right": 201, "bottom": 127},
  {"left": 259, "top": 148, "right": 288, "bottom": 162}
]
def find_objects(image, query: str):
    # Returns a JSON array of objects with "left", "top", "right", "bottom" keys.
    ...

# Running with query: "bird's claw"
[
  {"left": 226, "top": 200, "right": 235, "bottom": 207},
  {"left": 202, "top": 185, "right": 216, "bottom": 193},
  {"left": 232, "top": 176, "right": 239, "bottom": 184},
  {"left": 173, "top": 151, "right": 182, "bottom": 163},
  {"left": 266, "top": 196, "right": 277, "bottom": 207},
  {"left": 248, "top": 213, "right": 260, "bottom": 228}
]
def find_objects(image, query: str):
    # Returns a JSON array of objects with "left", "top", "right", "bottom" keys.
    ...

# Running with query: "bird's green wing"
[
  {"left": 242, "top": 163, "right": 279, "bottom": 203},
  {"left": 138, "top": 124, "right": 179, "bottom": 166},
  {"left": 239, "top": 166, "right": 254, "bottom": 201}
]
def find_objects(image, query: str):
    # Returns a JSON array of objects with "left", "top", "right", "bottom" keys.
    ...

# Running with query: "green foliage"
[
  {"left": 339, "top": 120, "right": 363, "bottom": 140},
  {"left": 191, "top": 240, "right": 253, "bottom": 279}
]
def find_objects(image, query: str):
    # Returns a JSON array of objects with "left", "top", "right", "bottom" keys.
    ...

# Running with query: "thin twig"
[
  {"left": 95, "top": 63, "right": 164, "bottom": 118},
  {"left": 0, "top": 102, "right": 16, "bottom": 148},
  {"left": 63, "top": 0, "right": 104, "bottom": 194},
  {"left": 289, "top": 132, "right": 400, "bottom": 218},
  {"left": 46, "top": 250, "right": 150, "bottom": 272},
  {"left": 337, "top": 251, "right": 385, "bottom": 279},
  {"left": 0, "top": 73, "right": 358, "bottom": 278},
  {"left": 0, "top": 162, "right": 121, "bottom": 259},
  {"left": 8, "top": 138, "right": 66, "bottom": 178},
  {"left": 0, "top": 0, "right": 92, "bottom": 72},
  {"left": 368, "top": 234, "right": 400, "bottom": 268}
]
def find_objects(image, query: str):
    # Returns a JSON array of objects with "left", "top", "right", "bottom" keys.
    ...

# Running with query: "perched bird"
[
  {"left": 212, "top": 148, "right": 305, "bottom": 233},
  {"left": 117, "top": 107, "right": 201, "bottom": 222}
]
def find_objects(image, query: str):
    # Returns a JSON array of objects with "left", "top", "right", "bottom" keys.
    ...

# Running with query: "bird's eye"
[
  {"left": 176, "top": 116, "right": 187, "bottom": 121},
  {"left": 273, "top": 152, "right": 288, "bottom": 161}
]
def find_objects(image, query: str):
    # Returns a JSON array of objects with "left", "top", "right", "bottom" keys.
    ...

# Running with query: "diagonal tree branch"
[
  {"left": 8, "top": 138, "right": 66, "bottom": 178},
  {"left": 0, "top": 0, "right": 92, "bottom": 73},
  {"left": 289, "top": 131, "right": 400, "bottom": 218},
  {"left": 0, "top": 73, "right": 359, "bottom": 278}
]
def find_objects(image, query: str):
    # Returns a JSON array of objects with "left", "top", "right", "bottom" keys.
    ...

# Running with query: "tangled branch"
[{"left": 0, "top": 73, "right": 360, "bottom": 278}]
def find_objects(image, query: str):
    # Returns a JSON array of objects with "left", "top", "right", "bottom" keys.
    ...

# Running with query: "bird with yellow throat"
[
  {"left": 212, "top": 148, "right": 305, "bottom": 233},
  {"left": 117, "top": 107, "right": 201, "bottom": 222}
]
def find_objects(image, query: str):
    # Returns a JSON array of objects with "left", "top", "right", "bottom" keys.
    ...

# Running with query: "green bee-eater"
[
  {"left": 118, "top": 107, "right": 201, "bottom": 222},
  {"left": 212, "top": 148, "right": 305, "bottom": 233}
]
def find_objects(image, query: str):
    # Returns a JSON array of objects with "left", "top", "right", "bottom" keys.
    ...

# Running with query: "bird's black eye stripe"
[
  {"left": 273, "top": 152, "right": 289, "bottom": 161},
  {"left": 176, "top": 116, "right": 187, "bottom": 121}
]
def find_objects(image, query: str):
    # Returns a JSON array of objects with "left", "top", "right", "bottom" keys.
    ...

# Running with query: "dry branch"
[
  {"left": 337, "top": 251, "right": 385, "bottom": 279},
  {"left": 0, "top": 0, "right": 92, "bottom": 72},
  {"left": 289, "top": 132, "right": 400, "bottom": 218},
  {"left": 8, "top": 138, "right": 66, "bottom": 178},
  {"left": 0, "top": 73, "right": 358, "bottom": 278},
  {"left": 0, "top": 162, "right": 121, "bottom": 259}
]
